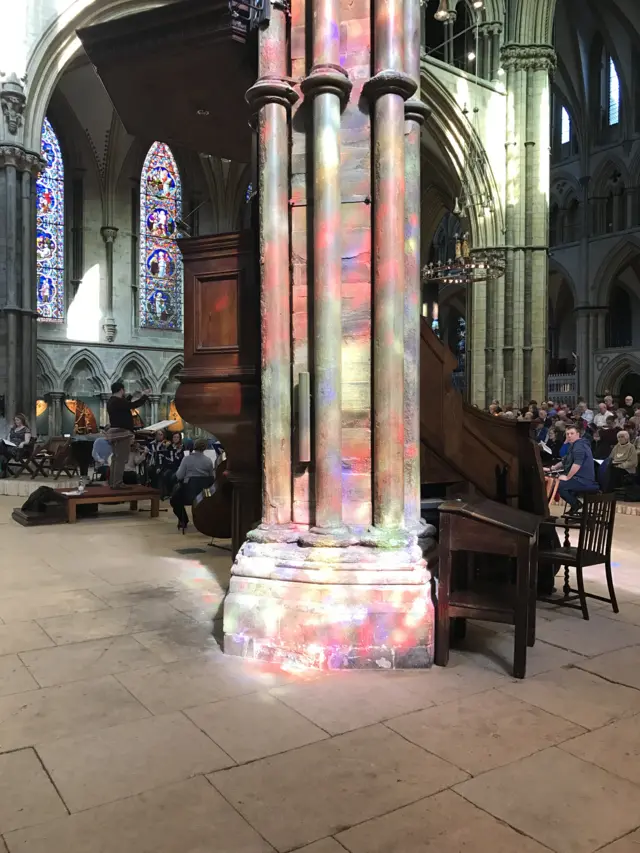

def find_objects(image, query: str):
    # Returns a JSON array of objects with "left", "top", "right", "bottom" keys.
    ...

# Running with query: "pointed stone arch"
[
  {"left": 158, "top": 355, "right": 184, "bottom": 393},
  {"left": 36, "top": 348, "right": 61, "bottom": 395},
  {"left": 593, "top": 236, "right": 640, "bottom": 304},
  {"left": 111, "top": 352, "right": 157, "bottom": 393},
  {"left": 59, "top": 347, "right": 110, "bottom": 395},
  {"left": 596, "top": 352, "right": 640, "bottom": 398}
]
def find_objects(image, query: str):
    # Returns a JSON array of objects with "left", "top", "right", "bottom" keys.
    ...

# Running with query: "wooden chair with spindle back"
[{"left": 537, "top": 493, "right": 618, "bottom": 620}]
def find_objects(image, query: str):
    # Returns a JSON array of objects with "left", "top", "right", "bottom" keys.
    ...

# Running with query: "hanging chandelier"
[{"left": 421, "top": 234, "right": 506, "bottom": 285}]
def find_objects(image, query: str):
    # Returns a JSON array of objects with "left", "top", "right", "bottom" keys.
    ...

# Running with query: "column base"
[{"left": 222, "top": 531, "right": 434, "bottom": 671}]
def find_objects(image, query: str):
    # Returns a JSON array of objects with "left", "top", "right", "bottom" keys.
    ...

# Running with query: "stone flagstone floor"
[{"left": 1, "top": 494, "right": 640, "bottom": 852}]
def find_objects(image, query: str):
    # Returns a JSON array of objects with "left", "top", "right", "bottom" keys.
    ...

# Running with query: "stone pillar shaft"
[
  {"left": 403, "top": 0, "right": 429, "bottom": 528},
  {"left": 247, "top": 5, "right": 298, "bottom": 526},
  {"left": 367, "top": 0, "right": 414, "bottom": 529},
  {"left": 302, "top": 0, "right": 352, "bottom": 531},
  {"left": 0, "top": 145, "right": 42, "bottom": 422}
]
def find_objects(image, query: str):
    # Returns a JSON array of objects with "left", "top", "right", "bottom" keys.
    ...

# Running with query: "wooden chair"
[
  {"left": 29, "top": 437, "right": 79, "bottom": 480},
  {"left": 5, "top": 438, "right": 39, "bottom": 478},
  {"left": 545, "top": 475, "right": 559, "bottom": 504},
  {"left": 538, "top": 493, "right": 618, "bottom": 620},
  {"left": 436, "top": 498, "right": 540, "bottom": 679}
]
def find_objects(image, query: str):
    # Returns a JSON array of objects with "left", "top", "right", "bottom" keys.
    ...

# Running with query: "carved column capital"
[
  {"left": 0, "top": 73, "right": 26, "bottom": 136},
  {"left": 245, "top": 77, "right": 299, "bottom": 113},
  {"left": 500, "top": 43, "right": 556, "bottom": 74},
  {"left": 405, "top": 99, "right": 431, "bottom": 125},
  {"left": 0, "top": 144, "right": 44, "bottom": 175},
  {"left": 100, "top": 226, "right": 119, "bottom": 244},
  {"left": 300, "top": 64, "right": 352, "bottom": 103},
  {"left": 363, "top": 70, "right": 416, "bottom": 103}
]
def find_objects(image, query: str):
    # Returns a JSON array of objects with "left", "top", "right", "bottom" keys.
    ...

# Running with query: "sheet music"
[{"left": 138, "top": 420, "right": 177, "bottom": 433}]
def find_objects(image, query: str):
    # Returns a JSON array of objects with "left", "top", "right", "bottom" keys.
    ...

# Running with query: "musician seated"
[
  {"left": 123, "top": 437, "right": 146, "bottom": 486},
  {"left": 170, "top": 438, "right": 215, "bottom": 532},
  {"left": 544, "top": 424, "right": 599, "bottom": 517},
  {"left": 159, "top": 432, "right": 185, "bottom": 498},
  {"left": 92, "top": 431, "right": 112, "bottom": 481},
  {"left": 0, "top": 413, "right": 32, "bottom": 478},
  {"left": 146, "top": 429, "right": 171, "bottom": 490}
]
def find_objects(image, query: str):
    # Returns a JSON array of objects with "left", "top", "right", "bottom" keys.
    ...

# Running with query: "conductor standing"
[{"left": 106, "top": 381, "right": 150, "bottom": 489}]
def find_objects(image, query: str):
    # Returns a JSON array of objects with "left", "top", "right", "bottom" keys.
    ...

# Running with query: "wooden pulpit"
[{"left": 176, "top": 232, "right": 260, "bottom": 555}]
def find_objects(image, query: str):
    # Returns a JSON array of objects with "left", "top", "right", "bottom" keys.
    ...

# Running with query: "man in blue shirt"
[{"left": 546, "top": 425, "right": 599, "bottom": 515}]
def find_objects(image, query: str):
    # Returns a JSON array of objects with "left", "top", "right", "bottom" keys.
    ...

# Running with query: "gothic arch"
[
  {"left": 24, "top": 0, "right": 167, "bottom": 153},
  {"left": 158, "top": 355, "right": 184, "bottom": 390},
  {"left": 593, "top": 236, "right": 640, "bottom": 304},
  {"left": 59, "top": 348, "right": 111, "bottom": 394},
  {"left": 36, "top": 348, "right": 61, "bottom": 395},
  {"left": 111, "top": 352, "right": 157, "bottom": 391},
  {"left": 548, "top": 256, "right": 579, "bottom": 303},
  {"left": 596, "top": 353, "right": 640, "bottom": 398},
  {"left": 420, "top": 71, "right": 504, "bottom": 251},
  {"left": 591, "top": 157, "right": 630, "bottom": 195}
]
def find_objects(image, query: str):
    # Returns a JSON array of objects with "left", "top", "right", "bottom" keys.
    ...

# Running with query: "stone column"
[
  {"left": 245, "top": 4, "right": 297, "bottom": 527},
  {"left": 0, "top": 141, "right": 42, "bottom": 424},
  {"left": 48, "top": 391, "right": 64, "bottom": 437},
  {"left": 501, "top": 44, "right": 556, "bottom": 406},
  {"left": 99, "top": 392, "right": 110, "bottom": 428},
  {"left": 223, "top": 0, "right": 433, "bottom": 669},
  {"left": 101, "top": 226, "right": 118, "bottom": 342},
  {"left": 364, "top": 0, "right": 415, "bottom": 530},
  {"left": 300, "top": 0, "right": 352, "bottom": 533},
  {"left": 574, "top": 306, "right": 590, "bottom": 401},
  {"left": 403, "top": 0, "right": 430, "bottom": 529},
  {"left": 149, "top": 394, "right": 160, "bottom": 425}
]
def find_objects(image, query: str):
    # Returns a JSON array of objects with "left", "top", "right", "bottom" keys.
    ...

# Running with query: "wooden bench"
[{"left": 55, "top": 485, "right": 160, "bottom": 523}]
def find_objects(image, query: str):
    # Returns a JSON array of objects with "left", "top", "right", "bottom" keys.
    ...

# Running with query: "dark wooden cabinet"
[{"left": 176, "top": 231, "right": 260, "bottom": 551}]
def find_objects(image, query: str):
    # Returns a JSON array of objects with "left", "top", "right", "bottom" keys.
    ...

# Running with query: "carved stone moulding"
[
  {"left": 0, "top": 144, "right": 45, "bottom": 175},
  {"left": 0, "top": 73, "right": 26, "bottom": 135},
  {"left": 500, "top": 43, "right": 557, "bottom": 74}
]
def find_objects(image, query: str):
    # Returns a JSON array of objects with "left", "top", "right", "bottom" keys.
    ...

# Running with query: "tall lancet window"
[
  {"left": 608, "top": 57, "right": 620, "bottom": 126},
  {"left": 139, "top": 142, "right": 182, "bottom": 330},
  {"left": 36, "top": 118, "right": 65, "bottom": 322}
]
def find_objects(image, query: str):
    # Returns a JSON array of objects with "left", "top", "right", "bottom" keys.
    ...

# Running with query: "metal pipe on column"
[
  {"left": 301, "top": 0, "right": 352, "bottom": 532},
  {"left": 403, "top": 0, "right": 431, "bottom": 529},
  {"left": 101, "top": 226, "right": 118, "bottom": 343},
  {"left": 364, "top": 0, "right": 416, "bottom": 529},
  {"left": 245, "top": 3, "right": 298, "bottom": 526}
]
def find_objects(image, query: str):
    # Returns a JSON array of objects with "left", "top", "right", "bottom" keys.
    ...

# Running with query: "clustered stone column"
[
  {"left": 0, "top": 145, "right": 42, "bottom": 425},
  {"left": 223, "top": 0, "right": 433, "bottom": 669},
  {"left": 501, "top": 43, "right": 556, "bottom": 406}
]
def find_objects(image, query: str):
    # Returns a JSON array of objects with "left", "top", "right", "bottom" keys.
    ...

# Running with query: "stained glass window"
[
  {"left": 561, "top": 107, "right": 571, "bottom": 145},
  {"left": 139, "top": 142, "right": 182, "bottom": 330},
  {"left": 608, "top": 58, "right": 620, "bottom": 126},
  {"left": 36, "top": 118, "right": 65, "bottom": 322}
]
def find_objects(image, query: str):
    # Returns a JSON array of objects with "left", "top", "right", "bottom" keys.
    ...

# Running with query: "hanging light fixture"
[{"left": 434, "top": 0, "right": 453, "bottom": 21}]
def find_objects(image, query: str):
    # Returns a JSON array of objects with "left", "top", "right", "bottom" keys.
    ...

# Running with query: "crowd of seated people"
[{"left": 487, "top": 393, "right": 640, "bottom": 510}]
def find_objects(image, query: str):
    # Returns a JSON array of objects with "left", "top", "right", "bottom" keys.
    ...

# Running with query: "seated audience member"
[
  {"left": 123, "top": 437, "right": 146, "bottom": 485},
  {"left": 488, "top": 403, "right": 502, "bottom": 415},
  {"left": 0, "top": 413, "right": 32, "bottom": 477},
  {"left": 546, "top": 427, "right": 564, "bottom": 459},
  {"left": 604, "top": 394, "right": 615, "bottom": 411},
  {"left": 92, "top": 431, "right": 112, "bottom": 481},
  {"left": 546, "top": 400, "right": 557, "bottom": 416},
  {"left": 597, "top": 415, "right": 620, "bottom": 455},
  {"left": 146, "top": 429, "right": 171, "bottom": 489},
  {"left": 170, "top": 437, "right": 215, "bottom": 531},
  {"left": 545, "top": 424, "right": 599, "bottom": 516},
  {"left": 607, "top": 430, "right": 638, "bottom": 491},
  {"left": 594, "top": 402, "right": 610, "bottom": 429},
  {"left": 577, "top": 401, "right": 594, "bottom": 426},
  {"left": 623, "top": 396, "right": 635, "bottom": 418}
]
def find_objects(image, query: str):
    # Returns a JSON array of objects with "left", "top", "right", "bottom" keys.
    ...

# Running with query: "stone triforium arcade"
[{"left": 223, "top": 0, "right": 434, "bottom": 668}]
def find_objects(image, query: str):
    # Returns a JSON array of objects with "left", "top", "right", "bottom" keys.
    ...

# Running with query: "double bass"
[{"left": 191, "top": 456, "right": 233, "bottom": 539}]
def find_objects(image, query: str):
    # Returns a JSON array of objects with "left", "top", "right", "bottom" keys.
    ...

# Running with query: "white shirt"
[
  {"left": 581, "top": 408, "right": 594, "bottom": 424},
  {"left": 594, "top": 412, "right": 609, "bottom": 428}
]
